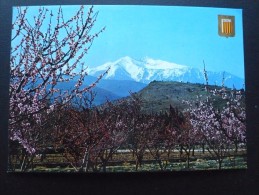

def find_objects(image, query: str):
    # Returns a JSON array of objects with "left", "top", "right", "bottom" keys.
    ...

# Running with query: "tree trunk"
[
  {"left": 186, "top": 152, "right": 190, "bottom": 169},
  {"left": 218, "top": 160, "right": 222, "bottom": 170},
  {"left": 20, "top": 154, "right": 28, "bottom": 171},
  {"left": 158, "top": 160, "right": 164, "bottom": 171},
  {"left": 234, "top": 142, "right": 238, "bottom": 154},
  {"left": 135, "top": 159, "right": 139, "bottom": 171},
  {"left": 102, "top": 161, "right": 107, "bottom": 172},
  {"left": 80, "top": 149, "right": 89, "bottom": 172}
]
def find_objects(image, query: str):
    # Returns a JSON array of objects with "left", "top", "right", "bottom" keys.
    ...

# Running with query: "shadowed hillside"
[{"left": 134, "top": 81, "right": 235, "bottom": 113}]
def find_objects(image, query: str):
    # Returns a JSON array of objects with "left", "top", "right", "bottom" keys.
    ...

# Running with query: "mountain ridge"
[{"left": 88, "top": 56, "right": 244, "bottom": 89}]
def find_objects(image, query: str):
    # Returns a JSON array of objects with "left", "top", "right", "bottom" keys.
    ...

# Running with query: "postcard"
[{"left": 8, "top": 5, "right": 246, "bottom": 172}]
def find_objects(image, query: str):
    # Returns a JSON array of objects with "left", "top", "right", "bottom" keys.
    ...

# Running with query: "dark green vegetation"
[{"left": 129, "top": 81, "right": 232, "bottom": 113}]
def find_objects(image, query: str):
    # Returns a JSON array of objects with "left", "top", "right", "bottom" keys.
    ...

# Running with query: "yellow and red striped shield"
[{"left": 218, "top": 15, "right": 235, "bottom": 37}]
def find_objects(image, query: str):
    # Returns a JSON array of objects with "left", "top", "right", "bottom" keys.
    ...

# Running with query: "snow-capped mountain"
[{"left": 88, "top": 56, "right": 244, "bottom": 89}]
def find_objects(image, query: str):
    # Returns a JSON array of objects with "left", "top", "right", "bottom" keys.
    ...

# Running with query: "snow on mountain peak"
[
  {"left": 116, "top": 56, "right": 135, "bottom": 64},
  {"left": 88, "top": 56, "right": 191, "bottom": 82},
  {"left": 87, "top": 56, "right": 243, "bottom": 89},
  {"left": 88, "top": 56, "right": 145, "bottom": 81},
  {"left": 142, "top": 57, "right": 188, "bottom": 70}
]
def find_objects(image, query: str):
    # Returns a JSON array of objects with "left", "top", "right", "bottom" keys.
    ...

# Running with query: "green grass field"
[{"left": 10, "top": 149, "right": 247, "bottom": 172}]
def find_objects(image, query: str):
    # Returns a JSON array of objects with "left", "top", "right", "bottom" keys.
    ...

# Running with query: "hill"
[{"left": 132, "top": 81, "right": 232, "bottom": 113}]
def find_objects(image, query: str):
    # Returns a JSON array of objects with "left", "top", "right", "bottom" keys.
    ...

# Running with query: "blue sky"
[{"left": 13, "top": 5, "right": 245, "bottom": 78}]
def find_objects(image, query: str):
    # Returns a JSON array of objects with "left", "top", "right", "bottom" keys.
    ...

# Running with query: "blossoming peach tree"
[
  {"left": 9, "top": 5, "right": 106, "bottom": 171},
  {"left": 183, "top": 86, "right": 246, "bottom": 169}
]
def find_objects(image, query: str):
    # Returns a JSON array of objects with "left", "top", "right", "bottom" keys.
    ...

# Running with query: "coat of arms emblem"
[{"left": 218, "top": 15, "right": 235, "bottom": 37}]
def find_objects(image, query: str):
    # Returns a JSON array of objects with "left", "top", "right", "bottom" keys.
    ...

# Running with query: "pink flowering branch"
[{"left": 9, "top": 5, "right": 106, "bottom": 158}]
